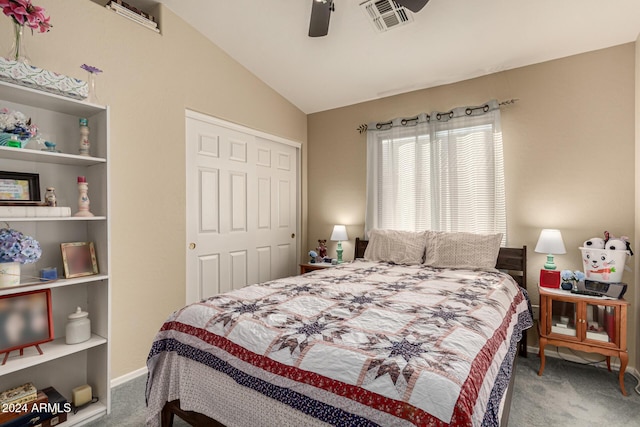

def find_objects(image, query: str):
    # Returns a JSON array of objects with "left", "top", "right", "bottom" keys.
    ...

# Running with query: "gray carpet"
[{"left": 89, "top": 353, "right": 640, "bottom": 426}]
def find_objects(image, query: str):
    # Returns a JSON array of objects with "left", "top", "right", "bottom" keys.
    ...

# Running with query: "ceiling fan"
[{"left": 309, "top": 0, "right": 430, "bottom": 37}]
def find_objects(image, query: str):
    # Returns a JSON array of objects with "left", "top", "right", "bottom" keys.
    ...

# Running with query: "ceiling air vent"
[{"left": 360, "top": 0, "right": 414, "bottom": 33}]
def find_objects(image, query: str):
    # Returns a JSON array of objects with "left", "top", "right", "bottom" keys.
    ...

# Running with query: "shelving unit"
[{"left": 0, "top": 80, "right": 111, "bottom": 424}]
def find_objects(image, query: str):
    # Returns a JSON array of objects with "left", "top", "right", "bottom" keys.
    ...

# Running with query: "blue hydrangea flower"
[
  {"left": 560, "top": 269, "right": 574, "bottom": 281},
  {"left": 0, "top": 228, "right": 42, "bottom": 264}
]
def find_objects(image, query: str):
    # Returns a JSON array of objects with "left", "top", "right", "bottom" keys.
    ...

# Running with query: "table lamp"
[
  {"left": 534, "top": 229, "right": 566, "bottom": 270},
  {"left": 330, "top": 225, "right": 348, "bottom": 264}
]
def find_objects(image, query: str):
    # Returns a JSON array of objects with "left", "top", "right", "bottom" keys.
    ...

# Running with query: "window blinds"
[{"left": 365, "top": 100, "right": 506, "bottom": 243}]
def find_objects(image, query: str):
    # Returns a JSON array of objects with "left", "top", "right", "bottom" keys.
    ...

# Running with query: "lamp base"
[
  {"left": 543, "top": 254, "right": 557, "bottom": 270},
  {"left": 336, "top": 241, "right": 343, "bottom": 264}
]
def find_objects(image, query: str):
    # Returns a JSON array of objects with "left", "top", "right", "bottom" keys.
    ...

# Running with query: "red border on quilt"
[{"left": 160, "top": 290, "right": 525, "bottom": 427}]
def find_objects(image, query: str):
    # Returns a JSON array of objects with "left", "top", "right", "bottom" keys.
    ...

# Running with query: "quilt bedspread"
[{"left": 146, "top": 260, "right": 532, "bottom": 427}]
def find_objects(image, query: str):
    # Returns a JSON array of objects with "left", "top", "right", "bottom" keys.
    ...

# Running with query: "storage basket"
[{"left": 580, "top": 247, "right": 629, "bottom": 283}]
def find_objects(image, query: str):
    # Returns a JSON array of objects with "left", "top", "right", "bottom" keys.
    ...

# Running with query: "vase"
[
  {"left": 7, "top": 22, "right": 30, "bottom": 64},
  {"left": 560, "top": 281, "right": 573, "bottom": 291},
  {"left": 86, "top": 72, "right": 100, "bottom": 104},
  {"left": 0, "top": 261, "right": 20, "bottom": 287}
]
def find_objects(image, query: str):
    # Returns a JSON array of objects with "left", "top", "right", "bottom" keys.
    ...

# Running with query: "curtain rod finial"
[{"left": 357, "top": 124, "right": 368, "bottom": 134}]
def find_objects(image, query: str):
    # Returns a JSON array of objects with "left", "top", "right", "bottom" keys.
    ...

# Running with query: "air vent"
[{"left": 360, "top": 0, "right": 413, "bottom": 33}]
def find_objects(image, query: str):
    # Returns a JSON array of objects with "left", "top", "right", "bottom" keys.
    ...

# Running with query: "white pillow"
[
  {"left": 364, "top": 229, "right": 426, "bottom": 265},
  {"left": 424, "top": 231, "right": 503, "bottom": 270}
]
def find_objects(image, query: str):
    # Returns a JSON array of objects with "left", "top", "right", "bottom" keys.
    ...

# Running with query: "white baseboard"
[{"left": 111, "top": 366, "right": 148, "bottom": 388}]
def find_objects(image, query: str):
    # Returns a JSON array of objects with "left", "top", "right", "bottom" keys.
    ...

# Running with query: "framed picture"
[
  {"left": 0, "top": 171, "right": 41, "bottom": 204},
  {"left": 61, "top": 242, "right": 98, "bottom": 279},
  {"left": 0, "top": 289, "right": 54, "bottom": 359}
]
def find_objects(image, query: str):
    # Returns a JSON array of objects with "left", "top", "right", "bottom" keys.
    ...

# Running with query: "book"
[
  {"left": 0, "top": 384, "right": 37, "bottom": 407},
  {"left": 551, "top": 325, "right": 576, "bottom": 336},
  {"left": 0, "top": 387, "right": 69, "bottom": 427},
  {"left": 0, "top": 391, "right": 47, "bottom": 424},
  {"left": 586, "top": 330, "right": 610, "bottom": 342}
]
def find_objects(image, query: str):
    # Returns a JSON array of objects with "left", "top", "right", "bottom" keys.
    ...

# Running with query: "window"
[{"left": 365, "top": 101, "right": 506, "bottom": 242}]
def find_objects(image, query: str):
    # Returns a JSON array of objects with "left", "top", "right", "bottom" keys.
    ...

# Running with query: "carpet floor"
[{"left": 89, "top": 353, "right": 640, "bottom": 426}]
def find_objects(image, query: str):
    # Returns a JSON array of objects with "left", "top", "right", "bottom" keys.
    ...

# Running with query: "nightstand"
[
  {"left": 537, "top": 285, "right": 629, "bottom": 395},
  {"left": 299, "top": 262, "right": 335, "bottom": 274}
]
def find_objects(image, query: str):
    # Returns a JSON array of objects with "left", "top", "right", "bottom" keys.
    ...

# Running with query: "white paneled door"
[{"left": 186, "top": 111, "right": 300, "bottom": 304}]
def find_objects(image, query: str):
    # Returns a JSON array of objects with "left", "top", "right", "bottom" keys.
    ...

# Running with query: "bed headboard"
[{"left": 354, "top": 237, "right": 529, "bottom": 358}]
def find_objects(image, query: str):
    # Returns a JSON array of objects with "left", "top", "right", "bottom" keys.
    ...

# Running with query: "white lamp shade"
[
  {"left": 330, "top": 225, "right": 348, "bottom": 241},
  {"left": 534, "top": 229, "right": 566, "bottom": 254}
]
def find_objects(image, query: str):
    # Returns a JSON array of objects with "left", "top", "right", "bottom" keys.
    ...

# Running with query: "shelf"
[
  {"left": 0, "top": 334, "right": 107, "bottom": 376},
  {"left": 0, "top": 216, "right": 107, "bottom": 222},
  {"left": 0, "top": 80, "right": 105, "bottom": 116},
  {"left": 0, "top": 274, "right": 108, "bottom": 296},
  {"left": 0, "top": 146, "right": 106, "bottom": 166},
  {"left": 67, "top": 401, "right": 107, "bottom": 426}
]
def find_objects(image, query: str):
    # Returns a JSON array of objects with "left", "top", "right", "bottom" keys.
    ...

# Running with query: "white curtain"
[{"left": 365, "top": 100, "right": 506, "bottom": 243}]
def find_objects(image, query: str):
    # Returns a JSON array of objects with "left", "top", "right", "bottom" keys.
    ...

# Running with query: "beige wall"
[
  {"left": 0, "top": 0, "right": 307, "bottom": 378},
  {"left": 308, "top": 44, "right": 637, "bottom": 367}
]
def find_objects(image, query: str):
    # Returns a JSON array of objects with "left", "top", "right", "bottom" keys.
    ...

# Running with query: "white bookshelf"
[{"left": 0, "top": 80, "right": 111, "bottom": 424}]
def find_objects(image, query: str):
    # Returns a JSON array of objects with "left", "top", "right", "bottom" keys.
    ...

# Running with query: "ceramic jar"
[{"left": 65, "top": 306, "right": 91, "bottom": 344}]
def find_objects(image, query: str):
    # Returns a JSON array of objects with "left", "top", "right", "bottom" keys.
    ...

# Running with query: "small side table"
[
  {"left": 538, "top": 285, "right": 629, "bottom": 395},
  {"left": 299, "top": 262, "right": 335, "bottom": 274}
]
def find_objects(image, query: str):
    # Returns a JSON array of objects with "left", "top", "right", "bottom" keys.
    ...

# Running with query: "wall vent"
[{"left": 359, "top": 0, "right": 413, "bottom": 33}]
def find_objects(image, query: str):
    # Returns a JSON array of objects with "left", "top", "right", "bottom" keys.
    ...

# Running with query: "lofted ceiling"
[{"left": 150, "top": 0, "right": 640, "bottom": 114}]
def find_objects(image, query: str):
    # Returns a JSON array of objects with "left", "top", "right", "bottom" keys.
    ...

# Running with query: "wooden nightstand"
[
  {"left": 537, "top": 285, "right": 629, "bottom": 395},
  {"left": 299, "top": 262, "right": 335, "bottom": 274}
]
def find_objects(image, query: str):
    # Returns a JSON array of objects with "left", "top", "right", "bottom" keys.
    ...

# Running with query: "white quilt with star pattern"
[{"left": 146, "top": 260, "right": 532, "bottom": 426}]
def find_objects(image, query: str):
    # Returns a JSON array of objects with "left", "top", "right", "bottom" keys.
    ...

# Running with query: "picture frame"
[
  {"left": 0, "top": 289, "right": 54, "bottom": 364},
  {"left": 61, "top": 242, "right": 98, "bottom": 279},
  {"left": 0, "top": 171, "right": 41, "bottom": 204}
]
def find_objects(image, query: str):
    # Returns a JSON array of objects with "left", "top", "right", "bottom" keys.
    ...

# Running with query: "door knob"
[
  {"left": 291, "top": 233, "right": 295, "bottom": 239},
  {"left": 189, "top": 242, "right": 196, "bottom": 250}
]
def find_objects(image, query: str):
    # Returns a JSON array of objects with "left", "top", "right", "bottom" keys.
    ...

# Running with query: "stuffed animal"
[
  {"left": 317, "top": 239, "right": 327, "bottom": 258},
  {"left": 605, "top": 238, "right": 627, "bottom": 251},
  {"left": 603, "top": 231, "right": 633, "bottom": 255},
  {"left": 583, "top": 237, "right": 605, "bottom": 249}
]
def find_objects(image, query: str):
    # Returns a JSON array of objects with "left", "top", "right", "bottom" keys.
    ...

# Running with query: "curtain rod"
[{"left": 356, "top": 98, "right": 519, "bottom": 134}]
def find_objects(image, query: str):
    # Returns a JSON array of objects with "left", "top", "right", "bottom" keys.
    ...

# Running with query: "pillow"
[
  {"left": 424, "top": 231, "right": 503, "bottom": 270},
  {"left": 364, "top": 229, "right": 426, "bottom": 265}
]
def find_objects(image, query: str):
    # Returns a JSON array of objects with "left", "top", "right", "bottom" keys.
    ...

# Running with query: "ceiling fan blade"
[
  {"left": 309, "top": 0, "right": 333, "bottom": 37},
  {"left": 394, "top": 0, "right": 430, "bottom": 13}
]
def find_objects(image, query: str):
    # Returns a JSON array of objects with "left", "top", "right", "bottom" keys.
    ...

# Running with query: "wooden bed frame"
[{"left": 161, "top": 241, "right": 528, "bottom": 427}]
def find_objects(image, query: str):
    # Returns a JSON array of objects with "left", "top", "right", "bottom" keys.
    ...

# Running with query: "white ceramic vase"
[{"left": 0, "top": 262, "right": 20, "bottom": 287}]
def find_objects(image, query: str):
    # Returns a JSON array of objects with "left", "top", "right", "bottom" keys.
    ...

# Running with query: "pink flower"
[{"left": 1, "top": 0, "right": 50, "bottom": 32}]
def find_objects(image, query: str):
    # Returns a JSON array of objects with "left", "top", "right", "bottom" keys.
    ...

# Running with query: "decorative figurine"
[
  {"left": 44, "top": 187, "right": 57, "bottom": 207},
  {"left": 317, "top": 239, "right": 327, "bottom": 258},
  {"left": 73, "top": 176, "right": 94, "bottom": 217},
  {"left": 79, "top": 118, "right": 90, "bottom": 156},
  {"left": 309, "top": 250, "right": 318, "bottom": 263}
]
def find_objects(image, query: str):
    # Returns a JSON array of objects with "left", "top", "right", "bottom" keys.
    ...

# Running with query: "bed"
[{"left": 146, "top": 230, "right": 532, "bottom": 427}]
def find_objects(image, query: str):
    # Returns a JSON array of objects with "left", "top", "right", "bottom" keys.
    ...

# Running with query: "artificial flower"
[
  {"left": 0, "top": 228, "right": 41, "bottom": 264},
  {"left": 0, "top": 0, "right": 51, "bottom": 33},
  {"left": 81, "top": 64, "right": 103, "bottom": 74},
  {"left": 0, "top": 107, "right": 37, "bottom": 140}
]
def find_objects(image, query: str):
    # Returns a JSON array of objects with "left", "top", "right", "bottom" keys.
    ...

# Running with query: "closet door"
[{"left": 186, "top": 112, "right": 299, "bottom": 304}]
